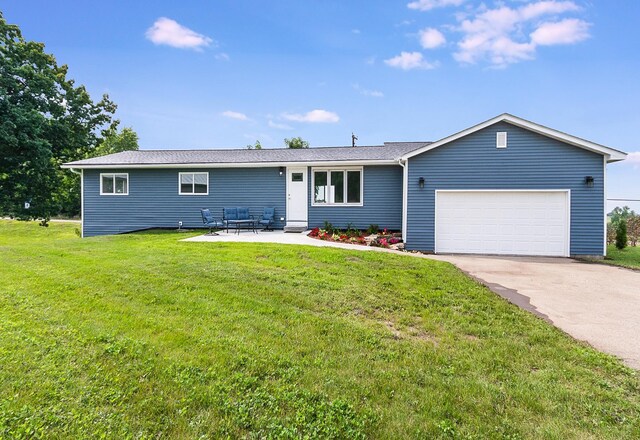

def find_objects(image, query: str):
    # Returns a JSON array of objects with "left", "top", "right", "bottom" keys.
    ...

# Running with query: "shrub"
[
  {"left": 345, "top": 223, "right": 359, "bottom": 237},
  {"left": 323, "top": 221, "right": 335, "bottom": 235},
  {"left": 366, "top": 224, "right": 379, "bottom": 235},
  {"left": 615, "top": 220, "right": 628, "bottom": 250},
  {"left": 309, "top": 227, "right": 320, "bottom": 237}
]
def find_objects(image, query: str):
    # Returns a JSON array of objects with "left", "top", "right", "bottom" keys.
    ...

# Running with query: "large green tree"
[
  {"left": 284, "top": 137, "right": 309, "bottom": 149},
  {"left": 0, "top": 12, "right": 120, "bottom": 222},
  {"left": 93, "top": 127, "right": 139, "bottom": 157}
]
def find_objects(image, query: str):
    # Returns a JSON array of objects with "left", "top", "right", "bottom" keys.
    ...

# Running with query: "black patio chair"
[
  {"left": 258, "top": 207, "right": 275, "bottom": 231},
  {"left": 201, "top": 209, "right": 224, "bottom": 235}
]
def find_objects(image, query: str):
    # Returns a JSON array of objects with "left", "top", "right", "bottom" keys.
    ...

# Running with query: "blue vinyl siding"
[
  {"left": 83, "top": 167, "right": 286, "bottom": 236},
  {"left": 308, "top": 165, "right": 403, "bottom": 230},
  {"left": 405, "top": 122, "right": 605, "bottom": 256}
]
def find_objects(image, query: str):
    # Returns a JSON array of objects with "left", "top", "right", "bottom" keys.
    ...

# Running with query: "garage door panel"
[{"left": 436, "top": 191, "right": 569, "bottom": 257}]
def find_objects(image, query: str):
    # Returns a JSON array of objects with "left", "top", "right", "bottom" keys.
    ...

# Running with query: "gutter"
[{"left": 60, "top": 159, "right": 400, "bottom": 170}]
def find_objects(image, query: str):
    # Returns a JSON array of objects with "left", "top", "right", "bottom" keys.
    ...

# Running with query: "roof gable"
[{"left": 401, "top": 113, "right": 627, "bottom": 163}]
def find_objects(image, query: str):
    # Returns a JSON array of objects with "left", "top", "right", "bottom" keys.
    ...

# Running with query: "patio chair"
[
  {"left": 200, "top": 209, "right": 224, "bottom": 235},
  {"left": 258, "top": 207, "right": 275, "bottom": 231}
]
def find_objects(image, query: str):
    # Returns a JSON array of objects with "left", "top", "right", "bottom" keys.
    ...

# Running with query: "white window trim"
[
  {"left": 100, "top": 173, "right": 129, "bottom": 195},
  {"left": 178, "top": 172, "right": 209, "bottom": 196},
  {"left": 311, "top": 167, "right": 363, "bottom": 207}
]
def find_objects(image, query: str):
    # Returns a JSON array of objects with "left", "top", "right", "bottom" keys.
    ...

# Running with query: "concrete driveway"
[{"left": 431, "top": 255, "right": 640, "bottom": 369}]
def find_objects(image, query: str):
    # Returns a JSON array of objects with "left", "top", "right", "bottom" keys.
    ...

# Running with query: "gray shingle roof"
[{"left": 62, "top": 142, "right": 431, "bottom": 167}]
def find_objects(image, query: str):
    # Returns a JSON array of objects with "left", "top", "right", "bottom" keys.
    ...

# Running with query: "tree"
[
  {"left": 246, "top": 140, "right": 262, "bottom": 150},
  {"left": 284, "top": 137, "right": 309, "bottom": 149},
  {"left": 0, "top": 12, "right": 118, "bottom": 222},
  {"left": 609, "top": 206, "right": 635, "bottom": 226},
  {"left": 627, "top": 215, "right": 640, "bottom": 247},
  {"left": 93, "top": 127, "right": 139, "bottom": 157},
  {"left": 606, "top": 222, "right": 616, "bottom": 245},
  {"left": 615, "top": 220, "right": 627, "bottom": 250}
]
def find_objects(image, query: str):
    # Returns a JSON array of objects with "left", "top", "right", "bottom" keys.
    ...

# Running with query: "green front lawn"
[
  {"left": 604, "top": 244, "right": 640, "bottom": 270},
  {"left": 0, "top": 221, "right": 639, "bottom": 439}
]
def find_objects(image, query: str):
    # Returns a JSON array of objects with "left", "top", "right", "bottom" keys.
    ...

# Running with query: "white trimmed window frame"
[
  {"left": 311, "top": 167, "right": 363, "bottom": 207},
  {"left": 100, "top": 173, "right": 129, "bottom": 195},
  {"left": 178, "top": 172, "right": 209, "bottom": 196}
]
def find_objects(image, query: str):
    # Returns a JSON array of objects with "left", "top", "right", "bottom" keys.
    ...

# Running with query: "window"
[
  {"left": 100, "top": 173, "right": 128, "bottom": 195},
  {"left": 179, "top": 172, "right": 209, "bottom": 195},
  {"left": 291, "top": 173, "right": 303, "bottom": 182},
  {"left": 312, "top": 168, "right": 362, "bottom": 206},
  {"left": 496, "top": 131, "right": 507, "bottom": 149}
]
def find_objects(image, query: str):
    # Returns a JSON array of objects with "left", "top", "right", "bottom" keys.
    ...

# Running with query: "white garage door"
[{"left": 435, "top": 190, "right": 569, "bottom": 257}]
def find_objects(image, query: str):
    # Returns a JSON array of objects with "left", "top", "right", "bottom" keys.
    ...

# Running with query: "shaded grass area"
[
  {"left": 0, "top": 220, "right": 639, "bottom": 439},
  {"left": 603, "top": 245, "right": 640, "bottom": 270}
]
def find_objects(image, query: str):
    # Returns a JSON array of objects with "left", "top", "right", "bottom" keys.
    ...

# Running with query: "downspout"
[
  {"left": 398, "top": 158, "right": 408, "bottom": 243},
  {"left": 68, "top": 168, "right": 84, "bottom": 238}
]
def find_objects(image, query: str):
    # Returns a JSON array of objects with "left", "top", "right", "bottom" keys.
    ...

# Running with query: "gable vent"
[{"left": 496, "top": 131, "right": 507, "bottom": 149}]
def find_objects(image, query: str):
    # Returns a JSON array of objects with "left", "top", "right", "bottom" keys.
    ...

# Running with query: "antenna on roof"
[{"left": 351, "top": 132, "right": 358, "bottom": 148}]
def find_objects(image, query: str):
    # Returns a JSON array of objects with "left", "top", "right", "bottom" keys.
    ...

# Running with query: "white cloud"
[
  {"left": 268, "top": 120, "right": 293, "bottom": 130},
  {"left": 353, "top": 83, "right": 384, "bottom": 98},
  {"left": 282, "top": 109, "right": 340, "bottom": 123},
  {"left": 407, "top": 0, "right": 465, "bottom": 12},
  {"left": 419, "top": 28, "right": 446, "bottom": 49},
  {"left": 146, "top": 17, "right": 213, "bottom": 50},
  {"left": 530, "top": 18, "right": 590, "bottom": 45},
  {"left": 397, "top": 19, "right": 415, "bottom": 27},
  {"left": 384, "top": 51, "right": 439, "bottom": 70},
  {"left": 215, "top": 52, "right": 230, "bottom": 61},
  {"left": 626, "top": 152, "right": 640, "bottom": 168},
  {"left": 221, "top": 111, "right": 248, "bottom": 121},
  {"left": 520, "top": 1, "right": 580, "bottom": 20},
  {"left": 453, "top": 1, "right": 590, "bottom": 67}
]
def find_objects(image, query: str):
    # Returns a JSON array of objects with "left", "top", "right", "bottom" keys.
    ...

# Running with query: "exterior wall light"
[
  {"left": 279, "top": 167, "right": 285, "bottom": 176},
  {"left": 418, "top": 177, "right": 425, "bottom": 189},
  {"left": 584, "top": 176, "right": 594, "bottom": 187}
]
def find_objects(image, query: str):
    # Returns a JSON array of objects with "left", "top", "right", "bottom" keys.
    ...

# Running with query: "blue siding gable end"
[{"left": 405, "top": 121, "right": 605, "bottom": 256}]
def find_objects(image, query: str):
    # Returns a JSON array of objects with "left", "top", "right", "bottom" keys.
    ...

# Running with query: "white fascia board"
[
  {"left": 401, "top": 113, "right": 628, "bottom": 163},
  {"left": 60, "top": 159, "right": 399, "bottom": 170}
]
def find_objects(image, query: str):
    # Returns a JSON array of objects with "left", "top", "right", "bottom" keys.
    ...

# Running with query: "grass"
[
  {"left": 602, "top": 245, "right": 640, "bottom": 270},
  {"left": 0, "top": 220, "right": 639, "bottom": 439}
]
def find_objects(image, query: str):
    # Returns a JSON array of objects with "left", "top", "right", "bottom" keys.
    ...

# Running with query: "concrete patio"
[{"left": 183, "top": 229, "right": 399, "bottom": 253}]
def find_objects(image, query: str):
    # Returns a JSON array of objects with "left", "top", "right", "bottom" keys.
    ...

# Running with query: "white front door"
[{"left": 286, "top": 167, "right": 308, "bottom": 227}]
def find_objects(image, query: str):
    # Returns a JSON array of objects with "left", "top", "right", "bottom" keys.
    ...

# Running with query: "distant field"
[{"left": 1, "top": 220, "right": 639, "bottom": 439}]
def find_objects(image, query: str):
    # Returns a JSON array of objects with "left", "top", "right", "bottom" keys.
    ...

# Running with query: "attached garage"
[
  {"left": 435, "top": 190, "right": 569, "bottom": 256},
  {"left": 401, "top": 114, "right": 626, "bottom": 257}
]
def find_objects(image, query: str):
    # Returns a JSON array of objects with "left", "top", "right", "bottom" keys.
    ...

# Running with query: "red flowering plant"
[{"left": 309, "top": 227, "right": 320, "bottom": 237}]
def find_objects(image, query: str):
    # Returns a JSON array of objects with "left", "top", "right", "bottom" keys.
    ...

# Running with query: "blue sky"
[{"left": 3, "top": 0, "right": 639, "bottom": 212}]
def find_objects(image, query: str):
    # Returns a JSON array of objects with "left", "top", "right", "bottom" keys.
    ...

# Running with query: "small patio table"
[{"left": 226, "top": 219, "right": 257, "bottom": 235}]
